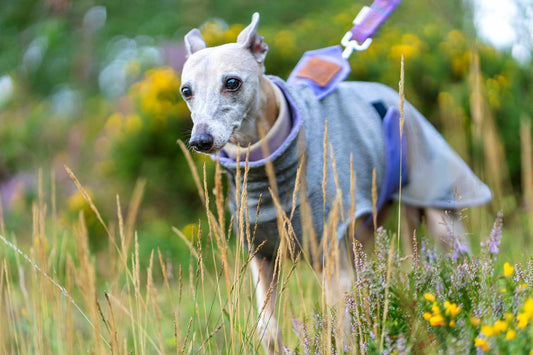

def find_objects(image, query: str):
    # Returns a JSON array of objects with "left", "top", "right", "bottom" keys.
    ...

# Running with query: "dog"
[{"left": 180, "top": 13, "right": 491, "bottom": 353}]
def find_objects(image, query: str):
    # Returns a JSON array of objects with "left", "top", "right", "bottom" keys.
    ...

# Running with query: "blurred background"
[{"left": 0, "top": 0, "right": 532, "bottom": 265}]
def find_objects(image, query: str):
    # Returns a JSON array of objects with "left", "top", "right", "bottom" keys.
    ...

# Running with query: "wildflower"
[
  {"left": 493, "top": 320, "right": 507, "bottom": 334},
  {"left": 424, "top": 293, "right": 435, "bottom": 302},
  {"left": 124, "top": 114, "right": 142, "bottom": 135},
  {"left": 481, "top": 325, "right": 494, "bottom": 337},
  {"left": 475, "top": 338, "right": 489, "bottom": 351},
  {"left": 130, "top": 67, "right": 182, "bottom": 125},
  {"left": 444, "top": 301, "right": 460, "bottom": 318},
  {"left": 471, "top": 317, "right": 481, "bottom": 326},
  {"left": 449, "top": 321, "right": 455, "bottom": 327},
  {"left": 501, "top": 288, "right": 507, "bottom": 293},
  {"left": 517, "top": 313, "right": 529, "bottom": 329},
  {"left": 519, "top": 283, "right": 528, "bottom": 289},
  {"left": 525, "top": 298, "right": 533, "bottom": 315},
  {"left": 105, "top": 112, "right": 125, "bottom": 139},
  {"left": 505, "top": 312, "right": 514, "bottom": 321},
  {"left": 423, "top": 312, "right": 432, "bottom": 321},
  {"left": 484, "top": 211, "right": 503, "bottom": 254},
  {"left": 430, "top": 314, "right": 445, "bottom": 327},
  {"left": 504, "top": 262, "right": 514, "bottom": 277},
  {"left": 432, "top": 302, "right": 441, "bottom": 315},
  {"left": 505, "top": 329, "right": 516, "bottom": 340}
]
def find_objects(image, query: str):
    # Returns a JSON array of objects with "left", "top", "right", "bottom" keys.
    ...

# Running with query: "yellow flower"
[
  {"left": 105, "top": 112, "right": 124, "bottom": 139},
  {"left": 444, "top": 302, "right": 461, "bottom": 318},
  {"left": 519, "top": 283, "right": 528, "bottom": 290},
  {"left": 481, "top": 325, "right": 494, "bottom": 337},
  {"left": 68, "top": 189, "right": 94, "bottom": 213},
  {"left": 517, "top": 313, "right": 530, "bottom": 329},
  {"left": 124, "top": 114, "right": 142, "bottom": 135},
  {"left": 423, "top": 312, "right": 432, "bottom": 321},
  {"left": 389, "top": 43, "right": 419, "bottom": 61},
  {"left": 493, "top": 320, "right": 507, "bottom": 334},
  {"left": 430, "top": 314, "right": 445, "bottom": 327},
  {"left": 505, "top": 329, "right": 516, "bottom": 340},
  {"left": 471, "top": 317, "right": 481, "bottom": 326},
  {"left": 274, "top": 30, "right": 298, "bottom": 57},
  {"left": 449, "top": 320, "right": 455, "bottom": 327},
  {"left": 130, "top": 67, "right": 182, "bottom": 125},
  {"left": 475, "top": 338, "right": 489, "bottom": 352},
  {"left": 501, "top": 288, "right": 507, "bottom": 293},
  {"left": 504, "top": 262, "right": 514, "bottom": 277},
  {"left": 505, "top": 312, "right": 514, "bottom": 321},
  {"left": 525, "top": 298, "right": 533, "bottom": 315},
  {"left": 424, "top": 293, "right": 435, "bottom": 302},
  {"left": 432, "top": 302, "right": 441, "bottom": 315}
]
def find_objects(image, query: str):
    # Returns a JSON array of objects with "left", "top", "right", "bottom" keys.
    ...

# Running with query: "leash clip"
[
  {"left": 341, "top": 5, "right": 374, "bottom": 58},
  {"left": 341, "top": 31, "right": 372, "bottom": 58}
]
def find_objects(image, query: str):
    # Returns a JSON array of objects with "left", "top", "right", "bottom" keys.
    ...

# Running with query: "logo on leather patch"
[{"left": 295, "top": 56, "right": 342, "bottom": 88}]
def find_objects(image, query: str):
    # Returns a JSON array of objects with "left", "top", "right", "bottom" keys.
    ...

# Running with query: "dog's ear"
[
  {"left": 184, "top": 29, "right": 207, "bottom": 57},
  {"left": 237, "top": 12, "right": 268, "bottom": 63}
]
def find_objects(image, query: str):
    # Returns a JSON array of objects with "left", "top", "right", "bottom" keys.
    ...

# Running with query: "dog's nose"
[{"left": 189, "top": 133, "right": 214, "bottom": 152}]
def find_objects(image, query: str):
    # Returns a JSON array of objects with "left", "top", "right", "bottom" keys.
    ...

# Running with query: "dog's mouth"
[
  {"left": 192, "top": 146, "right": 221, "bottom": 154},
  {"left": 189, "top": 123, "right": 238, "bottom": 155}
]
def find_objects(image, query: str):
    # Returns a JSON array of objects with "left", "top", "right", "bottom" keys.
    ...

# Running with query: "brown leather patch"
[{"left": 296, "top": 56, "right": 342, "bottom": 87}]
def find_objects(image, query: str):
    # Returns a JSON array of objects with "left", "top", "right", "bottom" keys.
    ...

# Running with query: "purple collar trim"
[{"left": 214, "top": 77, "right": 302, "bottom": 168}]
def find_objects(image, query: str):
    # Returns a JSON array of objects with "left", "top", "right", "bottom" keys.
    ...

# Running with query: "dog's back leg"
[
  {"left": 424, "top": 208, "right": 469, "bottom": 252},
  {"left": 250, "top": 255, "right": 283, "bottom": 354},
  {"left": 400, "top": 204, "right": 423, "bottom": 256}
]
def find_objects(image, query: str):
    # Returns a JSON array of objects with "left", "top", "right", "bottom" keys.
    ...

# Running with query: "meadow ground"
[{"left": 0, "top": 124, "right": 532, "bottom": 354}]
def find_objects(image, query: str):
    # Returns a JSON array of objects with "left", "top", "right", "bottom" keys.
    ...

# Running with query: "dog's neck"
[{"left": 228, "top": 75, "right": 279, "bottom": 147}]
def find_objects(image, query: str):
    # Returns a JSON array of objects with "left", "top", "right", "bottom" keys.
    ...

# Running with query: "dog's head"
[{"left": 181, "top": 12, "right": 269, "bottom": 153}]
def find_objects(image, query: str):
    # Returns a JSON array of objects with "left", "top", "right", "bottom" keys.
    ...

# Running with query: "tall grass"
[{"left": 0, "top": 57, "right": 532, "bottom": 354}]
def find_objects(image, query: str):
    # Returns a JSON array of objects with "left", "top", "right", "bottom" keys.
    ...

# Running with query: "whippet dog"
[{"left": 180, "top": 13, "right": 491, "bottom": 353}]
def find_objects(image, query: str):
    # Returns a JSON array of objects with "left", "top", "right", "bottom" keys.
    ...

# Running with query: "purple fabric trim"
[
  {"left": 359, "top": 106, "right": 408, "bottom": 233},
  {"left": 377, "top": 106, "right": 408, "bottom": 210},
  {"left": 286, "top": 46, "right": 350, "bottom": 100},
  {"left": 350, "top": 0, "right": 401, "bottom": 43},
  {"left": 215, "top": 77, "right": 302, "bottom": 168}
]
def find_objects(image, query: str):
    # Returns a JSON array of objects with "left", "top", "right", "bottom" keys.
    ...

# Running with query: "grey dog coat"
[{"left": 216, "top": 76, "right": 491, "bottom": 258}]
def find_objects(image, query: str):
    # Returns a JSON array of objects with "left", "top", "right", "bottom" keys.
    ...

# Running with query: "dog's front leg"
[
  {"left": 323, "top": 239, "right": 354, "bottom": 351},
  {"left": 250, "top": 255, "right": 283, "bottom": 354}
]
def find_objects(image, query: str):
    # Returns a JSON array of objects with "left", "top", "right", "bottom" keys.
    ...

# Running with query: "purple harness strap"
[
  {"left": 349, "top": 0, "right": 402, "bottom": 44},
  {"left": 358, "top": 102, "right": 408, "bottom": 236},
  {"left": 286, "top": 0, "right": 405, "bottom": 236},
  {"left": 374, "top": 102, "right": 408, "bottom": 210},
  {"left": 287, "top": 46, "right": 351, "bottom": 100}
]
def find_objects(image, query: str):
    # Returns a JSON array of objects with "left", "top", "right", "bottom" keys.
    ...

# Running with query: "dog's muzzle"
[{"left": 189, "top": 133, "right": 214, "bottom": 152}]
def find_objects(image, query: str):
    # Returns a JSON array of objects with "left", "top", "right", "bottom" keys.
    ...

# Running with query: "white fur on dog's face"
[
  {"left": 181, "top": 12, "right": 268, "bottom": 153},
  {"left": 181, "top": 44, "right": 263, "bottom": 153}
]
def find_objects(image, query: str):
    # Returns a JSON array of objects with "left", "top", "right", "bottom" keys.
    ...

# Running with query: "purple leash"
[
  {"left": 288, "top": 0, "right": 401, "bottom": 98},
  {"left": 341, "top": 0, "right": 402, "bottom": 58}
]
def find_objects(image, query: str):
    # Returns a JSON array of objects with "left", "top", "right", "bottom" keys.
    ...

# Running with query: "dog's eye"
[
  {"left": 181, "top": 86, "right": 193, "bottom": 98},
  {"left": 224, "top": 78, "right": 241, "bottom": 91}
]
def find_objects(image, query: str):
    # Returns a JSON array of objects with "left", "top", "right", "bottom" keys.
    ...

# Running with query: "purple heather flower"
[
  {"left": 451, "top": 237, "right": 469, "bottom": 262},
  {"left": 484, "top": 211, "right": 503, "bottom": 255}
]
